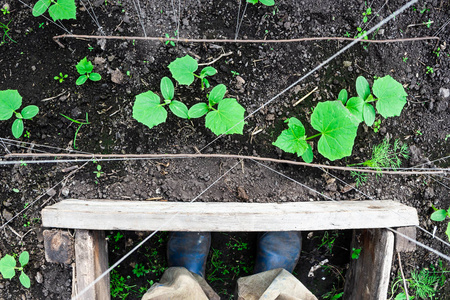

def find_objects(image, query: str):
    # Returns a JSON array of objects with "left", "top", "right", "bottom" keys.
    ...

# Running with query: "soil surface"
[{"left": 0, "top": 0, "right": 449, "bottom": 299}]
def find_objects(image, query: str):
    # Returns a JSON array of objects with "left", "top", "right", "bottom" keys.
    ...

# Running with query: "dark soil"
[{"left": 0, "top": 0, "right": 449, "bottom": 299}]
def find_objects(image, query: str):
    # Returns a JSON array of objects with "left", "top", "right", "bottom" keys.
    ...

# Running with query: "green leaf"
[
  {"left": 76, "top": 75, "right": 88, "bottom": 85},
  {"left": 200, "top": 66, "right": 217, "bottom": 77},
  {"left": 302, "top": 144, "right": 313, "bottom": 163},
  {"left": 168, "top": 55, "right": 198, "bottom": 85},
  {"left": 273, "top": 117, "right": 308, "bottom": 157},
  {"left": 12, "top": 119, "right": 24, "bottom": 138},
  {"left": 363, "top": 103, "right": 375, "bottom": 126},
  {"left": 208, "top": 84, "right": 227, "bottom": 105},
  {"left": 431, "top": 209, "right": 447, "bottom": 222},
  {"left": 0, "top": 90, "right": 22, "bottom": 120},
  {"left": 356, "top": 76, "right": 371, "bottom": 101},
  {"left": 132, "top": 91, "right": 167, "bottom": 129},
  {"left": 247, "top": 0, "right": 258, "bottom": 4},
  {"left": 89, "top": 73, "right": 101, "bottom": 81},
  {"left": 311, "top": 101, "right": 359, "bottom": 161},
  {"left": 19, "top": 272, "right": 31, "bottom": 288},
  {"left": 160, "top": 77, "right": 174, "bottom": 100},
  {"left": 169, "top": 100, "right": 189, "bottom": 119},
  {"left": 259, "top": 0, "right": 275, "bottom": 6},
  {"left": 373, "top": 75, "right": 408, "bottom": 118},
  {"left": 76, "top": 57, "right": 93, "bottom": 75},
  {"left": 203, "top": 78, "right": 210, "bottom": 89},
  {"left": 446, "top": 223, "right": 450, "bottom": 242},
  {"left": 0, "top": 255, "right": 16, "bottom": 279},
  {"left": 48, "top": 0, "right": 76, "bottom": 21},
  {"left": 188, "top": 103, "right": 209, "bottom": 119},
  {"left": 32, "top": 0, "right": 51, "bottom": 16},
  {"left": 205, "top": 98, "right": 245, "bottom": 135},
  {"left": 338, "top": 89, "right": 348, "bottom": 105},
  {"left": 21, "top": 105, "right": 39, "bottom": 119},
  {"left": 346, "top": 97, "right": 364, "bottom": 123},
  {"left": 19, "top": 251, "right": 29, "bottom": 267}
]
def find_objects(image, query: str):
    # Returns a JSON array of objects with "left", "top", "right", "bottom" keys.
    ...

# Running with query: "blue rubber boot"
[
  {"left": 167, "top": 232, "right": 211, "bottom": 277},
  {"left": 253, "top": 231, "right": 302, "bottom": 274}
]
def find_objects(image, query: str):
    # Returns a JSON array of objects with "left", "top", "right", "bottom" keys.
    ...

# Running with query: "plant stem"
[{"left": 306, "top": 133, "right": 322, "bottom": 140}]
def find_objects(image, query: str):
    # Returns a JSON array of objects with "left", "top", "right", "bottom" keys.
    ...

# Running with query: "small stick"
[
  {"left": 293, "top": 87, "right": 318, "bottom": 107},
  {"left": 397, "top": 252, "right": 410, "bottom": 300},
  {"left": 41, "top": 90, "right": 67, "bottom": 102},
  {"left": 7, "top": 225, "right": 23, "bottom": 239},
  {"left": 198, "top": 51, "right": 233, "bottom": 66},
  {"left": 407, "top": 21, "right": 434, "bottom": 28}
]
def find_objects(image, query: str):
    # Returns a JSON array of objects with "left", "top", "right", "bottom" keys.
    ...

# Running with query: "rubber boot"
[
  {"left": 253, "top": 231, "right": 302, "bottom": 274},
  {"left": 167, "top": 232, "right": 211, "bottom": 277}
]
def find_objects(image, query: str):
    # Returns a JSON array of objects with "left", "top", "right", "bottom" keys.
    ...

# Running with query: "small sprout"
[
  {"left": 426, "top": 66, "right": 434, "bottom": 74},
  {"left": 0, "top": 251, "right": 31, "bottom": 288},
  {"left": 402, "top": 56, "right": 408, "bottom": 62},
  {"left": 351, "top": 248, "right": 361, "bottom": 259},
  {"left": 433, "top": 47, "right": 440, "bottom": 57},
  {"left": 373, "top": 119, "right": 381, "bottom": 132},
  {"left": 423, "top": 19, "right": 432, "bottom": 28},
  {"left": 54, "top": 72, "right": 68, "bottom": 83},
  {"left": 416, "top": 129, "right": 423, "bottom": 136},
  {"left": 12, "top": 188, "right": 20, "bottom": 193},
  {"left": 93, "top": 164, "right": 104, "bottom": 178},
  {"left": 75, "top": 57, "right": 101, "bottom": 85},
  {"left": 60, "top": 112, "right": 89, "bottom": 149},
  {"left": 126, "top": 70, "right": 132, "bottom": 78},
  {"left": 1, "top": 4, "right": 10, "bottom": 15},
  {"left": 362, "top": 7, "right": 372, "bottom": 23},
  {"left": 246, "top": 0, "right": 275, "bottom": 6},
  {"left": 231, "top": 70, "right": 239, "bottom": 77}
]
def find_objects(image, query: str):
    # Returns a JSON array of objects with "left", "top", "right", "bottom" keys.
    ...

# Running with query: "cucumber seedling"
[
  {"left": 75, "top": 57, "right": 102, "bottom": 85},
  {"left": 0, "top": 90, "right": 39, "bottom": 138},
  {"left": 168, "top": 55, "right": 217, "bottom": 90},
  {"left": 246, "top": 0, "right": 275, "bottom": 6},
  {"left": 273, "top": 75, "right": 408, "bottom": 162},
  {"left": 32, "top": 0, "right": 76, "bottom": 21},
  {"left": 0, "top": 251, "right": 31, "bottom": 288},
  {"left": 430, "top": 205, "right": 450, "bottom": 241}
]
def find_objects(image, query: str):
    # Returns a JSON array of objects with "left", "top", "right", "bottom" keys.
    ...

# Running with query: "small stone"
[
  {"left": 31, "top": 66, "right": 36, "bottom": 71},
  {"left": 237, "top": 186, "right": 249, "bottom": 201},
  {"left": 46, "top": 188, "right": 56, "bottom": 197},
  {"left": 424, "top": 187, "right": 434, "bottom": 199},
  {"left": 61, "top": 187, "right": 69, "bottom": 197},
  {"left": 2, "top": 209, "right": 13, "bottom": 221},
  {"left": 343, "top": 61, "right": 352, "bottom": 67},
  {"left": 436, "top": 100, "right": 448, "bottom": 112},
  {"left": 439, "top": 88, "right": 449, "bottom": 100},
  {"left": 266, "top": 114, "right": 275, "bottom": 121},
  {"left": 111, "top": 68, "right": 124, "bottom": 84},
  {"left": 35, "top": 272, "right": 43, "bottom": 284},
  {"left": 107, "top": 55, "right": 115, "bottom": 62},
  {"left": 94, "top": 57, "right": 106, "bottom": 65}
]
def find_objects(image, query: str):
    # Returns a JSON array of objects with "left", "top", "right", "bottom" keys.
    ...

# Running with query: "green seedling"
[
  {"left": 168, "top": 55, "right": 218, "bottom": 90},
  {"left": 273, "top": 75, "right": 407, "bottom": 162},
  {"left": 373, "top": 119, "right": 381, "bottom": 132},
  {"left": 0, "top": 251, "right": 31, "bottom": 288},
  {"left": 38, "top": 22, "right": 45, "bottom": 28},
  {"left": 32, "top": 0, "right": 76, "bottom": 21},
  {"left": 416, "top": 129, "right": 423, "bottom": 136},
  {"left": 433, "top": 47, "right": 441, "bottom": 57},
  {"left": 0, "top": 90, "right": 39, "bottom": 138},
  {"left": 1, "top": 4, "right": 10, "bottom": 14},
  {"left": 355, "top": 27, "right": 369, "bottom": 41},
  {"left": 316, "top": 231, "right": 340, "bottom": 254},
  {"left": 351, "top": 248, "right": 361, "bottom": 259},
  {"left": 362, "top": 7, "right": 372, "bottom": 23},
  {"left": 423, "top": 19, "right": 432, "bottom": 28},
  {"left": 93, "top": 164, "right": 104, "bottom": 178},
  {"left": 231, "top": 70, "right": 239, "bottom": 77},
  {"left": 349, "top": 138, "right": 409, "bottom": 186},
  {"left": 164, "top": 33, "right": 175, "bottom": 47},
  {"left": 133, "top": 70, "right": 245, "bottom": 135},
  {"left": 426, "top": 66, "right": 434, "bottom": 74},
  {"left": 0, "top": 20, "right": 16, "bottom": 44},
  {"left": 76, "top": 57, "right": 101, "bottom": 85},
  {"left": 54, "top": 72, "right": 68, "bottom": 83},
  {"left": 60, "top": 112, "right": 89, "bottom": 149},
  {"left": 132, "top": 263, "right": 150, "bottom": 278},
  {"left": 402, "top": 56, "right": 408, "bottom": 62},
  {"left": 126, "top": 70, "right": 131, "bottom": 78},
  {"left": 430, "top": 205, "right": 450, "bottom": 241},
  {"left": 246, "top": 0, "right": 275, "bottom": 6}
]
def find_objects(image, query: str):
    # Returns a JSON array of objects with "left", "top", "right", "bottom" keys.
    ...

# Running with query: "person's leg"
[
  {"left": 236, "top": 231, "right": 317, "bottom": 300},
  {"left": 142, "top": 232, "right": 219, "bottom": 300}
]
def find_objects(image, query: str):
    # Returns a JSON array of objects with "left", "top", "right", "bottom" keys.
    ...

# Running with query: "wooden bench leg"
[
  {"left": 343, "top": 228, "right": 394, "bottom": 300},
  {"left": 74, "top": 230, "right": 110, "bottom": 300}
]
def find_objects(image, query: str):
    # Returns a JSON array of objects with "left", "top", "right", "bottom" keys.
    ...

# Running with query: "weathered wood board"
[{"left": 42, "top": 199, "right": 419, "bottom": 231}]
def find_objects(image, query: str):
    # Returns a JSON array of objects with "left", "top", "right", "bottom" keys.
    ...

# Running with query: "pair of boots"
[{"left": 167, "top": 232, "right": 302, "bottom": 277}]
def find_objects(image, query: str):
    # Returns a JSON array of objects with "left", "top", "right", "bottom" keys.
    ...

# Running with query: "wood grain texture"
[{"left": 42, "top": 199, "right": 419, "bottom": 231}]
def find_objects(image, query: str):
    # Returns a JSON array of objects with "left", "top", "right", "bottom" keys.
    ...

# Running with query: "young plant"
[
  {"left": 0, "top": 90, "right": 39, "bottom": 138},
  {"left": 32, "top": 0, "right": 76, "bottom": 21},
  {"left": 430, "top": 205, "right": 450, "bottom": 242},
  {"left": 426, "top": 66, "right": 434, "bottom": 74},
  {"left": 246, "top": 0, "right": 275, "bottom": 6},
  {"left": 60, "top": 112, "right": 89, "bottom": 149},
  {"left": 273, "top": 76, "right": 407, "bottom": 162},
  {"left": 188, "top": 84, "right": 245, "bottom": 135},
  {"left": 0, "top": 251, "right": 31, "bottom": 288},
  {"left": 54, "top": 72, "right": 68, "bottom": 83},
  {"left": 168, "top": 55, "right": 217, "bottom": 90},
  {"left": 75, "top": 57, "right": 101, "bottom": 85},
  {"left": 362, "top": 7, "right": 372, "bottom": 23},
  {"left": 0, "top": 20, "right": 16, "bottom": 44},
  {"left": 1, "top": 4, "right": 10, "bottom": 14}
]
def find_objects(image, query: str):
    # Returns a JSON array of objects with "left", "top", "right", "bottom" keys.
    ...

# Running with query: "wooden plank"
[
  {"left": 395, "top": 226, "right": 417, "bottom": 252},
  {"left": 74, "top": 230, "right": 110, "bottom": 300},
  {"left": 42, "top": 199, "right": 419, "bottom": 231},
  {"left": 343, "top": 229, "right": 394, "bottom": 300}
]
